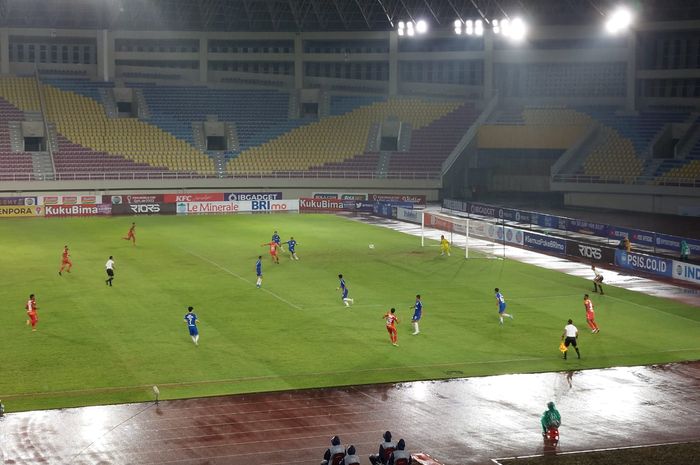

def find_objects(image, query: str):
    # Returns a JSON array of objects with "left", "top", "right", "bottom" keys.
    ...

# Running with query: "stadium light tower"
[
  {"left": 605, "top": 6, "right": 634, "bottom": 34},
  {"left": 416, "top": 19, "right": 428, "bottom": 34}
]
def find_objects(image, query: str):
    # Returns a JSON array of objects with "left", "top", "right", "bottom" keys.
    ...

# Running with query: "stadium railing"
[
  {"left": 0, "top": 170, "right": 441, "bottom": 182},
  {"left": 552, "top": 174, "right": 700, "bottom": 188}
]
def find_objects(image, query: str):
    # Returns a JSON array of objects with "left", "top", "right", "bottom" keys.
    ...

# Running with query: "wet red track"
[{"left": 2, "top": 362, "right": 700, "bottom": 465}]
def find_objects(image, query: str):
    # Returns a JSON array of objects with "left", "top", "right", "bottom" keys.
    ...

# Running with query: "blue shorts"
[
  {"left": 342, "top": 289, "right": 348, "bottom": 299},
  {"left": 188, "top": 325, "right": 199, "bottom": 336},
  {"left": 498, "top": 303, "right": 507, "bottom": 313},
  {"left": 412, "top": 313, "right": 422, "bottom": 321}
]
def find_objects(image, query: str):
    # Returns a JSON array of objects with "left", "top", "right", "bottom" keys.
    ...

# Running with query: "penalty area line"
[{"left": 181, "top": 248, "right": 302, "bottom": 310}]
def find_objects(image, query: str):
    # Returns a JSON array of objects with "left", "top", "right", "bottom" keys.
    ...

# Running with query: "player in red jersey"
[
  {"left": 584, "top": 294, "right": 599, "bottom": 333},
  {"left": 59, "top": 245, "right": 72, "bottom": 275},
  {"left": 25, "top": 294, "right": 38, "bottom": 331},
  {"left": 261, "top": 241, "right": 280, "bottom": 264},
  {"left": 122, "top": 222, "right": 136, "bottom": 245},
  {"left": 383, "top": 308, "right": 399, "bottom": 346}
]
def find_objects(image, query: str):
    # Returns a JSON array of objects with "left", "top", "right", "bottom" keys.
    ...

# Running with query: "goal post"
[
  {"left": 421, "top": 211, "right": 506, "bottom": 259},
  {"left": 421, "top": 211, "right": 469, "bottom": 258}
]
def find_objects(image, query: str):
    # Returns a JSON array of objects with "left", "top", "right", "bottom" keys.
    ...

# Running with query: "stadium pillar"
[
  {"left": 294, "top": 34, "right": 303, "bottom": 89},
  {"left": 483, "top": 32, "right": 494, "bottom": 100},
  {"left": 199, "top": 38, "right": 208, "bottom": 83},
  {"left": 389, "top": 32, "right": 398, "bottom": 96},
  {"left": 97, "top": 30, "right": 115, "bottom": 81},
  {"left": 625, "top": 32, "right": 637, "bottom": 111},
  {"left": 0, "top": 29, "right": 8, "bottom": 75}
]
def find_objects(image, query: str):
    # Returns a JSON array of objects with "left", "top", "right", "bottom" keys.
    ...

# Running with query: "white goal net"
[{"left": 421, "top": 211, "right": 506, "bottom": 259}]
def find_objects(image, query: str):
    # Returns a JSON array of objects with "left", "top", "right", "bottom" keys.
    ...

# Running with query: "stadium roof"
[{"left": 1, "top": 0, "right": 699, "bottom": 32}]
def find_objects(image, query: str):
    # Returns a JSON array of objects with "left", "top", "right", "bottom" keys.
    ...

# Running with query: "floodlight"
[
  {"left": 407, "top": 26, "right": 415, "bottom": 36},
  {"left": 605, "top": 7, "right": 633, "bottom": 34},
  {"left": 416, "top": 19, "right": 428, "bottom": 34},
  {"left": 466, "top": 19, "right": 474, "bottom": 35},
  {"left": 398, "top": 21, "right": 405, "bottom": 29},
  {"left": 493, "top": 19, "right": 500, "bottom": 34},
  {"left": 501, "top": 18, "right": 510, "bottom": 36},
  {"left": 454, "top": 19, "right": 462, "bottom": 35},
  {"left": 398, "top": 28, "right": 405, "bottom": 36},
  {"left": 475, "top": 19, "right": 484, "bottom": 36},
  {"left": 509, "top": 17, "right": 527, "bottom": 41}
]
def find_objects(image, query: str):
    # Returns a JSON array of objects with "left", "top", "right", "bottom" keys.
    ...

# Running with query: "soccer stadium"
[{"left": 1, "top": 0, "right": 700, "bottom": 463}]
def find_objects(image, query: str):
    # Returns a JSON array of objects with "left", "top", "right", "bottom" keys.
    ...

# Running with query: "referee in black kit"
[{"left": 562, "top": 319, "right": 581, "bottom": 360}]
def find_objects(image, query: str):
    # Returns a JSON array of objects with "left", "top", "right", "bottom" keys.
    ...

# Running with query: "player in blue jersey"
[
  {"left": 184, "top": 306, "right": 200, "bottom": 346},
  {"left": 410, "top": 294, "right": 423, "bottom": 335},
  {"left": 272, "top": 230, "right": 281, "bottom": 245},
  {"left": 337, "top": 274, "right": 354, "bottom": 307},
  {"left": 285, "top": 237, "right": 299, "bottom": 260},
  {"left": 495, "top": 288, "right": 514, "bottom": 325},
  {"left": 256, "top": 255, "right": 263, "bottom": 288}
]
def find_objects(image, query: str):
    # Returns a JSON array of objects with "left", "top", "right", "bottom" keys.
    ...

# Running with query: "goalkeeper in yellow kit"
[{"left": 440, "top": 235, "right": 451, "bottom": 256}]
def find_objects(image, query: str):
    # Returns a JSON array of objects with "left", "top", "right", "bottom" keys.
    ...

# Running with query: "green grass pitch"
[{"left": 1, "top": 214, "right": 699, "bottom": 412}]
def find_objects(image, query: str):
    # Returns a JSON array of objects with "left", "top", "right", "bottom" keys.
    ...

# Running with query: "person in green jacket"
[
  {"left": 680, "top": 240, "right": 690, "bottom": 262},
  {"left": 541, "top": 401, "right": 561, "bottom": 436}
]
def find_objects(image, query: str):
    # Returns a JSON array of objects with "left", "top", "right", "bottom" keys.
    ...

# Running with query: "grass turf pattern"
[{"left": 1, "top": 214, "right": 699, "bottom": 412}]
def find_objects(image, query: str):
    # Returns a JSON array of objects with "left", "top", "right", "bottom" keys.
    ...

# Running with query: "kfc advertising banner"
[{"left": 163, "top": 193, "right": 225, "bottom": 203}]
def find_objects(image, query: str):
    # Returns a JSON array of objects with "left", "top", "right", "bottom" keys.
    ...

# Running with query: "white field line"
[{"left": 182, "top": 247, "right": 302, "bottom": 310}]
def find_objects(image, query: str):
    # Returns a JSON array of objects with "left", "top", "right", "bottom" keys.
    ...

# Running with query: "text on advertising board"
[
  {"left": 44, "top": 204, "right": 112, "bottom": 217},
  {"left": 673, "top": 261, "right": 700, "bottom": 285},
  {"left": 0, "top": 205, "right": 41, "bottom": 217},
  {"left": 225, "top": 192, "right": 282, "bottom": 201},
  {"left": 163, "top": 193, "right": 224, "bottom": 203},
  {"left": 615, "top": 250, "right": 672, "bottom": 277}
]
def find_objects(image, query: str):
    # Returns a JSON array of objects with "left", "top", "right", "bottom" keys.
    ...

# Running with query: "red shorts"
[
  {"left": 27, "top": 312, "right": 38, "bottom": 323},
  {"left": 386, "top": 326, "right": 396, "bottom": 335},
  {"left": 270, "top": 251, "right": 277, "bottom": 256},
  {"left": 586, "top": 313, "right": 595, "bottom": 321},
  {"left": 62, "top": 259, "right": 72, "bottom": 265}
]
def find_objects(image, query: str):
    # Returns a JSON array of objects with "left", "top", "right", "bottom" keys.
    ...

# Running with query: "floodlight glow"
[
  {"left": 398, "top": 28, "right": 404, "bottom": 36},
  {"left": 605, "top": 7, "right": 633, "bottom": 34},
  {"left": 407, "top": 27, "right": 415, "bottom": 37},
  {"left": 454, "top": 19, "right": 462, "bottom": 35},
  {"left": 501, "top": 18, "right": 510, "bottom": 36},
  {"left": 493, "top": 19, "right": 500, "bottom": 34},
  {"left": 475, "top": 19, "right": 484, "bottom": 36},
  {"left": 398, "top": 21, "right": 405, "bottom": 29},
  {"left": 416, "top": 19, "right": 428, "bottom": 34},
  {"left": 509, "top": 17, "right": 527, "bottom": 41},
  {"left": 466, "top": 19, "right": 474, "bottom": 35}
]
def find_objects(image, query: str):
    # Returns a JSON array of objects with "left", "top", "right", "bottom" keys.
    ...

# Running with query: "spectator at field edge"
[
  {"left": 389, "top": 439, "right": 412, "bottom": 465},
  {"left": 541, "top": 401, "right": 561, "bottom": 436},
  {"left": 322, "top": 435, "right": 346, "bottom": 465},
  {"left": 369, "top": 431, "right": 396, "bottom": 465},
  {"left": 624, "top": 237, "right": 631, "bottom": 252},
  {"left": 680, "top": 240, "right": 690, "bottom": 262},
  {"left": 343, "top": 445, "right": 361, "bottom": 465}
]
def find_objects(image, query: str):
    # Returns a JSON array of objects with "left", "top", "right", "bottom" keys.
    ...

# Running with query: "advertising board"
[
  {"left": 163, "top": 193, "right": 225, "bottom": 203},
  {"left": 672, "top": 261, "right": 700, "bottom": 286},
  {"left": 112, "top": 203, "right": 176, "bottom": 215},
  {"left": 299, "top": 197, "right": 346, "bottom": 212},
  {"left": 369, "top": 193, "right": 426, "bottom": 205},
  {"left": 485, "top": 224, "right": 524, "bottom": 245},
  {"left": 523, "top": 232, "right": 566, "bottom": 254},
  {"left": 0, "top": 205, "right": 42, "bottom": 217},
  {"left": 0, "top": 196, "right": 38, "bottom": 206},
  {"left": 44, "top": 204, "right": 112, "bottom": 217},
  {"left": 565, "top": 218, "right": 610, "bottom": 236},
  {"left": 176, "top": 200, "right": 299, "bottom": 215},
  {"left": 655, "top": 233, "right": 700, "bottom": 255},
  {"left": 615, "top": 250, "right": 672, "bottom": 277},
  {"left": 41, "top": 195, "right": 102, "bottom": 205},
  {"left": 109, "top": 194, "right": 165, "bottom": 205},
  {"left": 565, "top": 239, "right": 615, "bottom": 264},
  {"left": 423, "top": 212, "right": 455, "bottom": 233},
  {"left": 312, "top": 192, "right": 368, "bottom": 200},
  {"left": 397, "top": 207, "right": 421, "bottom": 224},
  {"left": 225, "top": 192, "right": 283, "bottom": 201}
]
